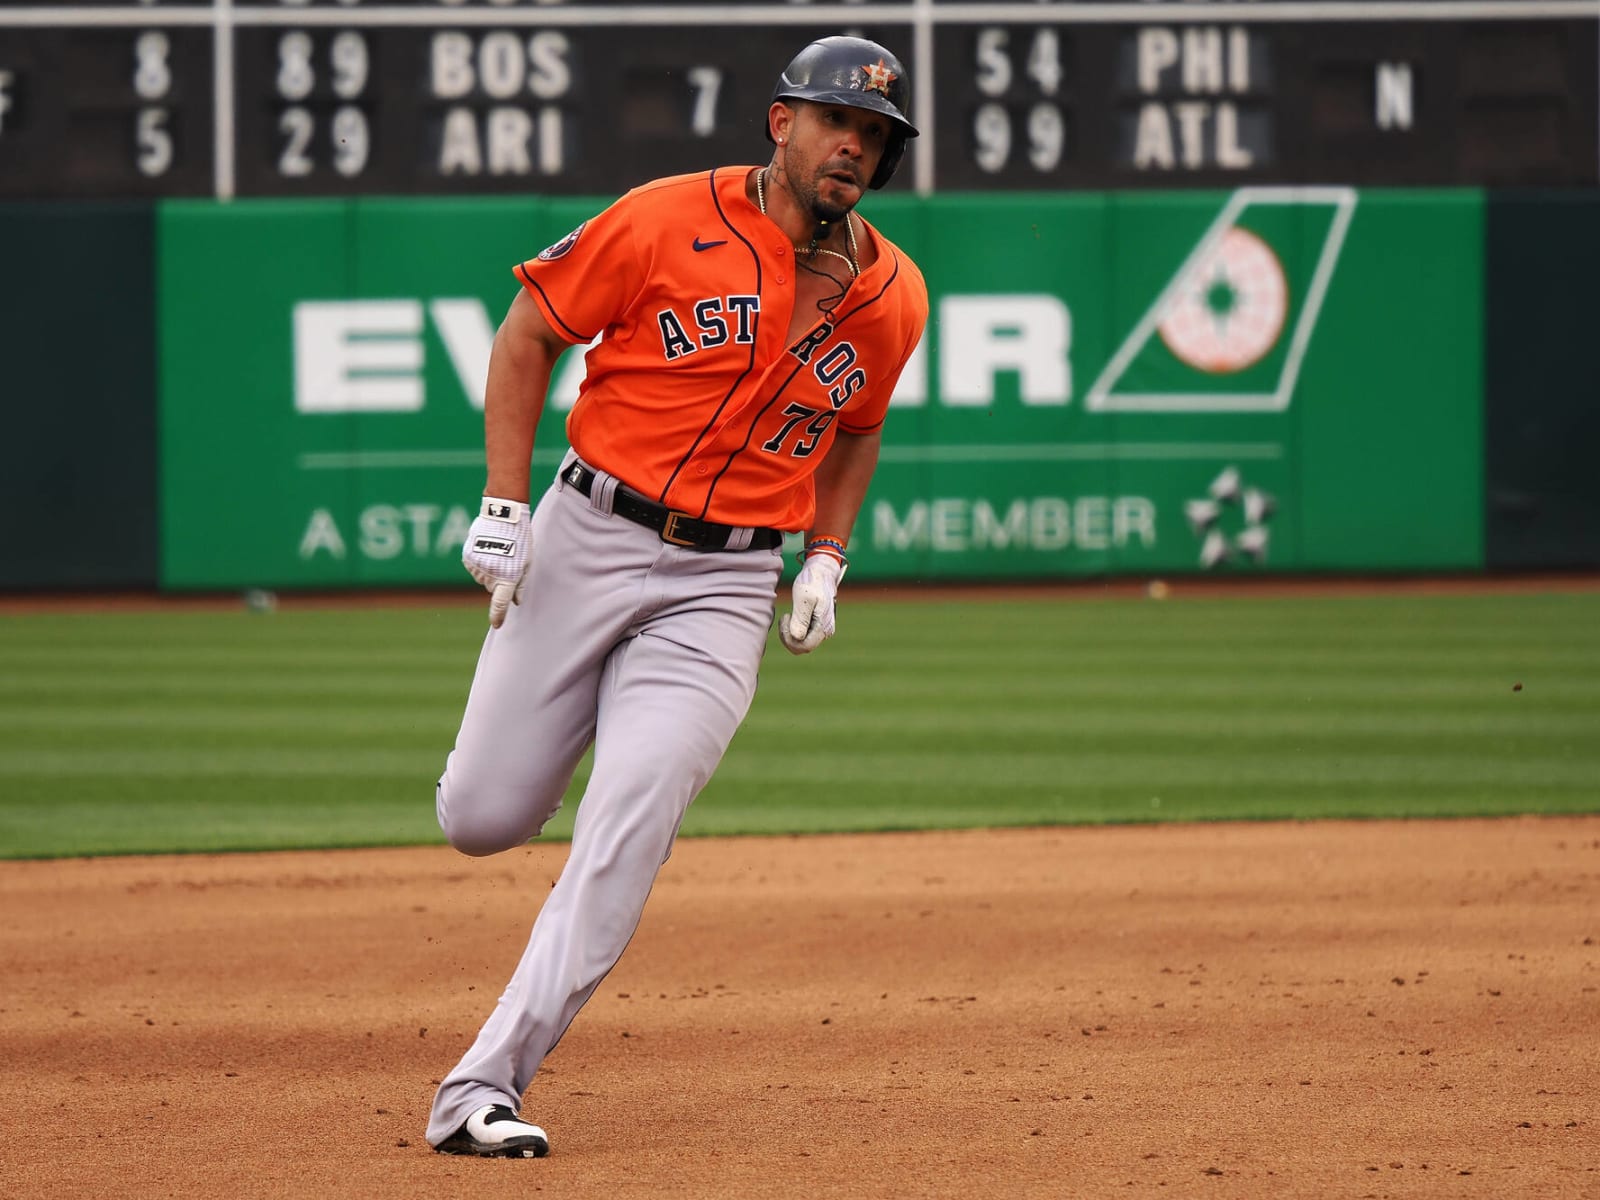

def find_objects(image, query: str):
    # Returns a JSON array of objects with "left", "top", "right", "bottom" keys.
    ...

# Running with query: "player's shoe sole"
[{"left": 434, "top": 1103, "right": 550, "bottom": 1158}]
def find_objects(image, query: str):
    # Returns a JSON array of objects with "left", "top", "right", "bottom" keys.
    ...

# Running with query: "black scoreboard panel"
[
  {"left": 228, "top": 21, "right": 913, "bottom": 195},
  {"left": 0, "top": 17, "right": 215, "bottom": 197},
  {"left": 1, "top": 1, "right": 1595, "bottom": 200},
  {"left": 934, "top": 16, "right": 1599, "bottom": 188}
]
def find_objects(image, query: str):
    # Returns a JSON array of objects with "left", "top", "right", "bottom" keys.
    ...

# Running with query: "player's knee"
[
  {"left": 435, "top": 777, "right": 556, "bottom": 857},
  {"left": 438, "top": 805, "right": 528, "bottom": 857}
]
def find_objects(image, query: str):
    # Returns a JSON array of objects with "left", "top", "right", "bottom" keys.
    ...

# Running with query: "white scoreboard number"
[
  {"left": 134, "top": 30, "right": 175, "bottom": 178},
  {"left": 971, "top": 27, "right": 1067, "bottom": 176},
  {"left": 269, "top": 30, "right": 371, "bottom": 179}
]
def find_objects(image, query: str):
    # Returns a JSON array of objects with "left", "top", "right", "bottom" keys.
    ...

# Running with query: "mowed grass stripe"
[
  {"left": 0, "top": 707, "right": 460, "bottom": 737},
  {"left": 8, "top": 704, "right": 1592, "bottom": 741},
  {"left": 0, "top": 780, "right": 448, "bottom": 856},
  {"left": 2, "top": 675, "right": 471, "bottom": 703},
  {"left": 0, "top": 646, "right": 473, "bottom": 670},
  {"left": 10, "top": 674, "right": 1587, "bottom": 710},
  {"left": 1, "top": 591, "right": 1597, "bottom": 857},
  {"left": 3, "top": 742, "right": 1588, "bottom": 785}
]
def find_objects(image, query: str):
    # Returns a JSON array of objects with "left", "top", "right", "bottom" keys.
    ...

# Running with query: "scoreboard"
[{"left": 0, "top": 1, "right": 1595, "bottom": 199}]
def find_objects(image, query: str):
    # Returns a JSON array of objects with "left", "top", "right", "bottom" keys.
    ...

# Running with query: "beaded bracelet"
[
  {"left": 805, "top": 536, "right": 848, "bottom": 558},
  {"left": 798, "top": 535, "right": 849, "bottom": 569}
]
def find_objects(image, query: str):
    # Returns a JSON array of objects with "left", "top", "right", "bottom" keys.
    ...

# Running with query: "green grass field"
[{"left": 1, "top": 590, "right": 1596, "bottom": 858}]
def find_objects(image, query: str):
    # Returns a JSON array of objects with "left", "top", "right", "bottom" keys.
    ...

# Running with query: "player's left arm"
[
  {"left": 782, "top": 277, "right": 925, "bottom": 654},
  {"left": 810, "top": 283, "right": 922, "bottom": 546},
  {"left": 780, "top": 429, "right": 879, "bottom": 655},
  {"left": 809, "top": 428, "right": 880, "bottom": 547}
]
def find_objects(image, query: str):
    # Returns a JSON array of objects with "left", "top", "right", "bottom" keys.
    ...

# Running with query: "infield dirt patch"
[{"left": 2, "top": 818, "right": 1596, "bottom": 1199}]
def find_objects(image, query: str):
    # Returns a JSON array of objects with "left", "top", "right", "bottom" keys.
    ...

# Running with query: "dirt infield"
[{"left": 2, "top": 818, "right": 1595, "bottom": 1199}]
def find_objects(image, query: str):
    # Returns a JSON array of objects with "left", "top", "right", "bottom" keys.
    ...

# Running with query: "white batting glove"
[
  {"left": 462, "top": 496, "right": 531, "bottom": 629},
  {"left": 779, "top": 553, "right": 845, "bottom": 655}
]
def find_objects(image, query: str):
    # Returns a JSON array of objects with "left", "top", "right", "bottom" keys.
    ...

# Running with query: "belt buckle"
[{"left": 660, "top": 511, "right": 697, "bottom": 547}]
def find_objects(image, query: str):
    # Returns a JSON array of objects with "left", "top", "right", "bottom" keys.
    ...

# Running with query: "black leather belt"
[{"left": 562, "top": 462, "right": 784, "bottom": 552}]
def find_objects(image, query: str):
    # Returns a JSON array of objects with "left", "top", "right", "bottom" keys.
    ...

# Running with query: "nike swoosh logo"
[{"left": 692, "top": 237, "right": 728, "bottom": 252}]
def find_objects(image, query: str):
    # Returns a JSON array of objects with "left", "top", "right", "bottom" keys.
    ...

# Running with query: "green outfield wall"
[
  {"left": 153, "top": 188, "right": 1484, "bottom": 588},
  {"left": 3, "top": 189, "right": 1591, "bottom": 590}
]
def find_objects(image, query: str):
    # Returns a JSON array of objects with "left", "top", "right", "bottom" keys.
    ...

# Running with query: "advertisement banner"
[{"left": 157, "top": 189, "right": 1484, "bottom": 588}]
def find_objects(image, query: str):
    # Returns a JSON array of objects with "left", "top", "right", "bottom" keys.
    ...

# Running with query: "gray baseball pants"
[{"left": 425, "top": 456, "right": 782, "bottom": 1147}]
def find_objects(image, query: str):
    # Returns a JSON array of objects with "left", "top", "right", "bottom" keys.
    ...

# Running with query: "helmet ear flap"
[{"left": 870, "top": 133, "right": 907, "bottom": 190}]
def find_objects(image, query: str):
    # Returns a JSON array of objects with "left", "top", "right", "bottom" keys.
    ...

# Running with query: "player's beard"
[{"left": 778, "top": 157, "right": 863, "bottom": 231}]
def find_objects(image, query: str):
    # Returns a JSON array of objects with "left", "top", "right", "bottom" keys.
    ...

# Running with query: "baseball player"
[{"left": 425, "top": 36, "right": 928, "bottom": 1158}]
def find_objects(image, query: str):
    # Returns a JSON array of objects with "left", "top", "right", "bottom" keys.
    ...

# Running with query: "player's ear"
[{"left": 769, "top": 101, "right": 794, "bottom": 148}]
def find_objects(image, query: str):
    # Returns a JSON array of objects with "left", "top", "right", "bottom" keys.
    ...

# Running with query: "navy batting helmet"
[{"left": 768, "top": 36, "right": 919, "bottom": 190}]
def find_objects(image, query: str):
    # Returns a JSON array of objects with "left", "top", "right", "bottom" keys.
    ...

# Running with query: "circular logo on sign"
[
  {"left": 537, "top": 222, "right": 587, "bottom": 262},
  {"left": 1158, "top": 227, "right": 1288, "bottom": 374}
]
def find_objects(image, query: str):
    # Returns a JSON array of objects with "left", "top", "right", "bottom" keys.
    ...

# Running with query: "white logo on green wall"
[
  {"left": 290, "top": 295, "right": 1078, "bottom": 413},
  {"left": 291, "top": 298, "right": 595, "bottom": 414},
  {"left": 1087, "top": 187, "right": 1357, "bottom": 413},
  {"left": 290, "top": 186, "right": 1353, "bottom": 421},
  {"left": 1184, "top": 466, "right": 1277, "bottom": 568}
]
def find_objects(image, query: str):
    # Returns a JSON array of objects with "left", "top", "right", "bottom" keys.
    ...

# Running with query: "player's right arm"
[
  {"left": 461, "top": 289, "right": 573, "bottom": 628},
  {"left": 483, "top": 288, "right": 572, "bottom": 503}
]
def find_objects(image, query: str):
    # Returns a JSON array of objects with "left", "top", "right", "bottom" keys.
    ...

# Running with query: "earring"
[{"left": 778, "top": 138, "right": 785, "bottom": 145}]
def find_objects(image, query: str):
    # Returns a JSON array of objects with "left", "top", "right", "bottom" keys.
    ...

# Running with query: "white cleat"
[{"left": 435, "top": 1103, "right": 550, "bottom": 1158}]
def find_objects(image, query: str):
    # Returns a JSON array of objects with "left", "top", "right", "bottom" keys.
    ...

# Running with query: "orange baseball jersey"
[{"left": 514, "top": 168, "right": 928, "bottom": 532}]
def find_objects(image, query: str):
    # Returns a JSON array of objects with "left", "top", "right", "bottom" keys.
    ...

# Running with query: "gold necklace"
[{"left": 758, "top": 168, "right": 860, "bottom": 279}]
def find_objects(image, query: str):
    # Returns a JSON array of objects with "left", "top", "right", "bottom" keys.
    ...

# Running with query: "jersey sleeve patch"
[{"left": 537, "top": 222, "right": 587, "bottom": 261}]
